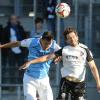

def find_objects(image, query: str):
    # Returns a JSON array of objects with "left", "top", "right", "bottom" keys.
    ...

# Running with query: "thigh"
[
  {"left": 23, "top": 74, "right": 37, "bottom": 100},
  {"left": 57, "top": 78, "right": 69, "bottom": 100},
  {"left": 38, "top": 76, "right": 53, "bottom": 100},
  {"left": 71, "top": 82, "right": 85, "bottom": 100}
]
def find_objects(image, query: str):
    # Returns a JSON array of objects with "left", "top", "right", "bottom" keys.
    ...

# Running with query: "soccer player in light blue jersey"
[{"left": 0, "top": 32, "right": 61, "bottom": 100}]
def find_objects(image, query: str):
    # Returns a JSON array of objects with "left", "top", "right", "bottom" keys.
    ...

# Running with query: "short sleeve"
[
  {"left": 20, "top": 38, "right": 33, "bottom": 47},
  {"left": 54, "top": 43, "right": 61, "bottom": 52},
  {"left": 52, "top": 40, "right": 61, "bottom": 52},
  {"left": 86, "top": 48, "right": 94, "bottom": 62}
]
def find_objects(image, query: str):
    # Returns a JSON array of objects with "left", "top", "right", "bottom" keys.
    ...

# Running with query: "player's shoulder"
[
  {"left": 31, "top": 37, "right": 40, "bottom": 44},
  {"left": 24, "top": 38, "right": 39, "bottom": 42},
  {"left": 51, "top": 40, "right": 61, "bottom": 49},
  {"left": 27, "top": 37, "right": 40, "bottom": 46},
  {"left": 63, "top": 45, "right": 71, "bottom": 49},
  {"left": 52, "top": 40, "right": 59, "bottom": 46},
  {"left": 52, "top": 40, "right": 58, "bottom": 44},
  {"left": 79, "top": 43, "right": 88, "bottom": 49}
]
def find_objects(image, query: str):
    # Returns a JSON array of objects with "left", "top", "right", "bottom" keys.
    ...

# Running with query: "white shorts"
[{"left": 23, "top": 73, "right": 53, "bottom": 100}]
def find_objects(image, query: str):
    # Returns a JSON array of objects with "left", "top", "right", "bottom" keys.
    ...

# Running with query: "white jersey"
[{"left": 55, "top": 43, "right": 93, "bottom": 81}]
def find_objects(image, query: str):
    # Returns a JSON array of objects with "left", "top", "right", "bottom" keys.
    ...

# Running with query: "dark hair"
[
  {"left": 63, "top": 27, "right": 78, "bottom": 40},
  {"left": 42, "top": 32, "right": 54, "bottom": 41},
  {"left": 35, "top": 17, "right": 43, "bottom": 24}
]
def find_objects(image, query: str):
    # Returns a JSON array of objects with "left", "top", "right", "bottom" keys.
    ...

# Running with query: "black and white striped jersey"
[{"left": 55, "top": 43, "right": 93, "bottom": 81}]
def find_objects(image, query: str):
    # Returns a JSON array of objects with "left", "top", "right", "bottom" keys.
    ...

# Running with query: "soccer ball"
[{"left": 55, "top": 3, "right": 71, "bottom": 18}]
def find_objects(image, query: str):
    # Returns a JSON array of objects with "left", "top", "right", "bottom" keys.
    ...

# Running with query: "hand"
[
  {"left": 54, "top": 56, "right": 62, "bottom": 64},
  {"left": 19, "top": 62, "right": 31, "bottom": 70},
  {"left": 0, "top": 44, "right": 2, "bottom": 48}
]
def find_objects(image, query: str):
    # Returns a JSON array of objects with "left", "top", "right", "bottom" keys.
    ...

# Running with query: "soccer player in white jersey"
[
  {"left": 0, "top": 32, "right": 61, "bottom": 100},
  {"left": 19, "top": 27, "right": 100, "bottom": 100}
]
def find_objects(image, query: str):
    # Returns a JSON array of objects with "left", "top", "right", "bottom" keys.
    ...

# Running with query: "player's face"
[
  {"left": 36, "top": 22, "right": 43, "bottom": 29},
  {"left": 10, "top": 15, "right": 18, "bottom": 25},
  {"left": 41, "top": 39, "right": 53, "bottom": 50},
  {"left": 66, "top": 32, "right": 78, "bottom": 46}
]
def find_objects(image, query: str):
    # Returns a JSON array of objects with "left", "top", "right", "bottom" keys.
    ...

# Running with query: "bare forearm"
[
  {"left": 19, "top": 53, "right": 56, "bottom": 70},
  {"left": 0, "top": 41, "right": 20, "bottom": 48},
  {"left": 88, "top": 60, "right": 100, "bottom": 84},
  {"left": 91, "top": 66, "right": 100, "bottom": 84},
  {"left": 88, "top": 60, "right": 100, "bottom": 92},
  {"left": 29, "top": 53, "right": 56, "bottom": 64}
]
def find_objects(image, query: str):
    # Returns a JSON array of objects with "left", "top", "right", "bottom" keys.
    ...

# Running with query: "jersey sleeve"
[
  {"left": 20, "top": 38, "right": 33, "bottom": 47},
  {"left": 54, "top": 43, "right": 61, "bottom": 52},
  {"left": 54, "top": 48, "right": 63, "bottom": 56},
  {"left": 52, "top": 40, "right": 61, "bottom": 52},
  {"left": 86, "top": 48, "right": 94, "bottom": 62}
]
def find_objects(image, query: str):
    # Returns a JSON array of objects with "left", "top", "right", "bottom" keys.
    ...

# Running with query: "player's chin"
[{"left": 69, "top": 42, "right": 75, "bottom": 46}]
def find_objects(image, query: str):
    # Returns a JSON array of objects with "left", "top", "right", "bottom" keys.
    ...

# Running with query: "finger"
[
  {"left": 19, "top": 66, "right": 23, "bottom": 70},
  {"left": 19, "top": 64, "right": 29, "bottom": 70},
  {"left": 98, "top": 90, "right": 100, "bottom": 93},
  {"left": 19, "top": 65, "right": 25, "bottom": 70}
]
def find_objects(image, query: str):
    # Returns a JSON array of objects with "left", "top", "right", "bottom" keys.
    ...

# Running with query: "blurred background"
[{"left": 0, "top": 0, "right": 100, "bottom": 100}]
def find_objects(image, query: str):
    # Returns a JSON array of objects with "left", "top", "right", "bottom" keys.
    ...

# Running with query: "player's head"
[
  {"left": 35, "top": 17, "right": 43, "bottom": 29},
  {"left": 8, "top": 14, "right": 19, "bottom": 25},
  {"left": 41, "top": 32, "right": 54, "bottom": 49},
  {"left": 35, "top": 17, "right": 43, "bottom": 24},
  {"left": 63, "top": 27, "right": 79, "bottom": 46}
]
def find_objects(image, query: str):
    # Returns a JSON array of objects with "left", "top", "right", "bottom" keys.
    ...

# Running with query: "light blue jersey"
[{"left": 21, "top": 38, "right": 60, "bottom": 79}]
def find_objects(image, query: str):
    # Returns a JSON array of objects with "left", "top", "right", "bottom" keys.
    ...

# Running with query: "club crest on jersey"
[{"left": 80, "top": 51, "right": 84, "bottom": 56}]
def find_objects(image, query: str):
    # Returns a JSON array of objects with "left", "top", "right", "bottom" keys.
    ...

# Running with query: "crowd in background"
[
  {"left": 0, "top": 15, "right": 28, "bottom": 85},
  {"left": 0, "top": 0, "right": 57, "bottom": 86}
]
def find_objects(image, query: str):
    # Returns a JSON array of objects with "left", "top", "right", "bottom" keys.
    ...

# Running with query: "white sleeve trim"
[{"left": 20, "top": 38, "right": 33, "bottom": 47}]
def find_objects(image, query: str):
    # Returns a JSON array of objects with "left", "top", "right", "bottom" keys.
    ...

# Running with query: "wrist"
[
  {"left": 97, "top": 81, "right": 100, "bottom": 86},
  {"left": 29, "top": 61, "right": 33, "bottom": 65}
]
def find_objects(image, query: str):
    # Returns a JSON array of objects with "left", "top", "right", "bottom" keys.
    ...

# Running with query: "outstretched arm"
[
  {"left": 88, "top": 60, "right": 100, "bottom": 92},
  {"left": 19, "top": 53, "right": 56, "bottom": 70},
  {"left": 19, "top": 48, "right": 62, "bottom": 70},
  {"left": 0, "top": 41, "right": 20, "bottom": 48}
]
